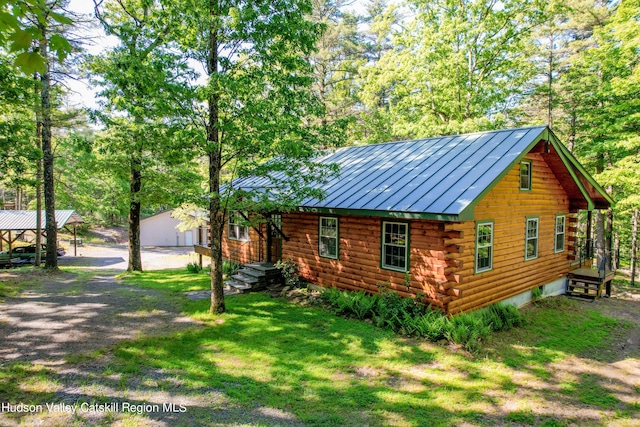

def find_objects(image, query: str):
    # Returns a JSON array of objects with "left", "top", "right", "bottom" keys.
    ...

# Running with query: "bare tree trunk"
[
  {"left": 35, "top": 83, "right": 43, "bottom": 267},
  {"left": 40, "top": 25, "right": 58, "bottom": 269},
  {"left": 127, "top": 147, "right": 143, "bottom": 271},
  {"left": 631, "top": 209, "right": 638, "bottom": 287},
  {"left": 208, "top": 0, "right": 225, "bottom": 314}
]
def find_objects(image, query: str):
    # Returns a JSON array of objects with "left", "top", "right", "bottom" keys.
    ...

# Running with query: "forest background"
[{"left": 0, "top": 0, "right": 638, "bottom": 281}]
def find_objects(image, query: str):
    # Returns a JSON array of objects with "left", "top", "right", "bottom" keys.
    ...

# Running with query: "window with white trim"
[
  {"left": 319, "top": 217, "right": 338, "bottom": 259},
  {"left": 228, "top": 212, "right": 249, "bottom": 241},
  {"left": 555, "top": 215, "right": 566, "bottom": 253},
  {"left": 525, "top": 217, "right": 539, "bottom": 260},
  {"left": 475, "top": 221, "right": 493, "bottom": 273},
  {"left": 520, "top": 160, "right": 532, "bottom": 191},
  {"left": 382, "top": 221, "right": 408, "bottom": 272}
]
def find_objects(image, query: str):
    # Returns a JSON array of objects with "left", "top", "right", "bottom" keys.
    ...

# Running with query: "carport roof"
[{"left": 0, "top": 210, "right": 84, "bottom": 231}]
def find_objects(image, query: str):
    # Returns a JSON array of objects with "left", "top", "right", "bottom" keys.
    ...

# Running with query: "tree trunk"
[
  {"left": 127, "top": 146, "right": 143, "bottom": 271},
  {"left": 208, "top": 0, "right": 225, "bottom": 314},
  {"left": 40, "top": 26, "right": 57, "bottom": 270},
  {"left": 631, "top": 209, "right": 638, "bottom": 287},
  {"left": 35, "top": 82, "right": 43, "bottom": 267}
]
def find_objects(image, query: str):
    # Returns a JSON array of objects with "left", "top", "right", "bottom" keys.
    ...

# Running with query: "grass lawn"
[{"left": 1, "top": 268, "right": 638, "bottom": 426}]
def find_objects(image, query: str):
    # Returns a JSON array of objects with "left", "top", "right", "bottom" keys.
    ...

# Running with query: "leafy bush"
[
  {"left": 444, "top": 312, "right": 492, "bottom": 352},
  {"left": 532, "top": 286, "right": 543, "bottom": 302},
  {"left": 222, "top": 261, "right": 239, "bottom": 276},
  {"left": 413, "top": 308, "right": 448, "bottom": 341},
  {"left": 186, "top": 262, "right": 202, "bottom": 274},
  {"left": 274, "top": 259, "right": 301, "bottom": 287},
  {"left": 351, "top": 291, "right": 379, "bottom": 319}
]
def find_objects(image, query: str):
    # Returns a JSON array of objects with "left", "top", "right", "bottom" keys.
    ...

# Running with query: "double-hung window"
[
  {"left": 382, "top": 221, "right": 409, "bottom": 272},
  {"left": 520, "top": 160, "right": 532, "bottom": 191},
  {"left": 525, "top": 217, "right": 539, "bottom": 260},
  {"left": 319, "top": 217, "right": 338, "bottom": 259},
  {"left": 475, "top": 221, "right": 494, "bottom": 273},
  {"left": 228, "top": 211, "right": 249, "bottom": 241},
  {"left": 555, "top": 215, "right": 566, "bottom": 253}
]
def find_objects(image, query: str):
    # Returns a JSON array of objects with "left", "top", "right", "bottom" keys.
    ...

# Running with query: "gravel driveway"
[{"left": 58, "top": 244, "right": 199, "bottom": 271}]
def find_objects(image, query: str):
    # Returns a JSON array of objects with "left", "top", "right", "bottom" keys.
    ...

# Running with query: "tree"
[
  {"left": 91, "top": 0, "right": 200, "bottom": 271},
  {"left": 1, "top": 0, "right": 76, "bottom": 269},
  {"left": 173, "top": 0, "right": 334, "bottom": 314},
  {"left": 357, "top": 0, "right": 546, "bottom": 140},
  {"left": 309, "top": 0, "right": 364, "bottom": 144}
]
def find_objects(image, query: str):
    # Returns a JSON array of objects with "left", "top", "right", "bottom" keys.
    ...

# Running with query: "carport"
[{"left": 0, "top": 210, "right": 85, "bottom": 257}]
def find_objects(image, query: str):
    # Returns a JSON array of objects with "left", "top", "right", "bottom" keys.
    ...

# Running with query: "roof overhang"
[{"left": 459, "top": 127, "right": 612, "bottom": 219}]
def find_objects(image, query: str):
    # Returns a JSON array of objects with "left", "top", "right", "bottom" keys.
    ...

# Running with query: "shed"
[
  {"left": 0, "top": 210, "right": 85, "bottom": 255},
  {"left": 140, "top": 210, "right": 199, "bottom": 247}
]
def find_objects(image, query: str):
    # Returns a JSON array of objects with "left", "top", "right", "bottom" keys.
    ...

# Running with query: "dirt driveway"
[{"left": 58, "top": 244, "right": 199, "bottom": 271}]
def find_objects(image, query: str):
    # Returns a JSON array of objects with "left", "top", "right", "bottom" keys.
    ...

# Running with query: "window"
[
  {"left": 319, "top": 217, "right": 338, "bottom": 259},
  {"left": 525, "top": 217, "right": 539, "bottom": 260},
  {"left": 228, "top": 212, "right": 249, "bottom": 241},
  {"left": 475, "top": 221, "right": 493, "bottom": 273},
  {"left": 555, "top": 215, "right": 566, "bottom": 253},
  {"left": 520, "top": 160, "right": 532, "bottom": 191},
  {"left": 382, "top": 221, "right": 409, "bottom": 272}
]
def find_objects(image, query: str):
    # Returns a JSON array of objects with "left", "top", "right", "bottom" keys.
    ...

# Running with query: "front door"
[{"left": 267, "top": 214, "right": 282, "bottom": 263}]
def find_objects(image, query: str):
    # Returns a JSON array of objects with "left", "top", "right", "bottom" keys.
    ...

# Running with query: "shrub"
[
  {"left": 319, "top": 283, "right": 524, "bottom": 352},
  {"left": 413, "top": 308, "right": 447, "bottom": 341},
  {"left": 444, "top": 312, "right": 492, "bottom": 352},
  {"left": 351, "top": 291, "right": 378, "bottom": 319},
  {"left": 532, "top": 286, "right": 543, "bottom": 302},
  {"left": 481, "top": 303, "right": 524, "bottom": 331},
  {"left": 275, "top": 259, "right": 301, "bottom": 287},
  {"left": 186, "top": 262, "right": 202, "bottom": 274},
  {"left": 222, "top": 261, "right": 239, "bottom": 276}
]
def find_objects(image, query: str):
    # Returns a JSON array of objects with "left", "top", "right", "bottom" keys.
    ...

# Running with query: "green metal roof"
[{"left": 234, "top": 126, "right": 612, "bottom": 221}]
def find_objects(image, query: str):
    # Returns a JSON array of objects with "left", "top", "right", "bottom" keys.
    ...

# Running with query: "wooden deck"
[{"left": 567, "top": 268, "right": 615, "bottom": 300}]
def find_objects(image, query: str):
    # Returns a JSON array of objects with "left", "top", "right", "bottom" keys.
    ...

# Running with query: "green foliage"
[
  {"left": 274, "top": 259, "right": 301, "bottom": 288},
  {"left": 321, "top": 285, "right": 523, "bottom": 351},
  {"left": 222, "top": 260, "right": 239, "bottom": 277},
  {"left": 531, "top": 286, "right": 543, "bottom": 302},
  {"left": 186, "top": 262, "right": 202, "bottom": 274}
]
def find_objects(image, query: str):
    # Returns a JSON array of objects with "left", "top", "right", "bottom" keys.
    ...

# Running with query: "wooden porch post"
[
  {"left": 586, "top": 210, "right": 593, "bottom": 260},
  {"left": 73, "top": 225, "right": 78, "bottom": 256}
]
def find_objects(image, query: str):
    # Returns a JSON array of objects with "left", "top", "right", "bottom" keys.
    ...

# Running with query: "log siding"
[
  {"left": 281, "top": 213, "right": 462, "bottom": 309},
  {"left": 448, "top": 152, "right": 575, "bottom": 314}
]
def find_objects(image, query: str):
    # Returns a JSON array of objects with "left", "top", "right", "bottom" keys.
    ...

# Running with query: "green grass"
[
  {"left": 119, "top": 268, "right": 211, "bottom": 293},
  {"left": 2, "top": 269, "right": 638, "bottom": 426}
]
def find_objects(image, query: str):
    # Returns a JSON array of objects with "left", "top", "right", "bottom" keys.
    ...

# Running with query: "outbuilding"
[{"left": 140, "top": 210, "right": 199, "bottom": 247}]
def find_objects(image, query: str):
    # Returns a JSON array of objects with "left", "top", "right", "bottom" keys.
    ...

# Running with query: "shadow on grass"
[{"left": 1, "top": 274, "right": 639, "bottom": 426}]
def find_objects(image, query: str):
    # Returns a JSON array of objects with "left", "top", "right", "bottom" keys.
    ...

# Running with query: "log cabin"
[{"left": 195, "top": 126, "right": 613, "bottom": 314}]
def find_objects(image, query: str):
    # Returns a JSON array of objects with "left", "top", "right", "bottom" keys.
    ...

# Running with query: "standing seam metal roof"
[
  {"left": 232, "top": 126, "right": 559, "bottom": 218},
  {"left": 0, "top": 210, "right": 84, "bottom": 231}
]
